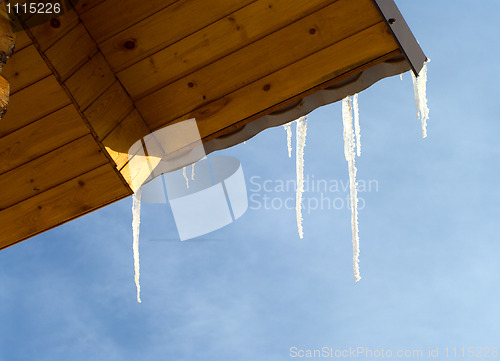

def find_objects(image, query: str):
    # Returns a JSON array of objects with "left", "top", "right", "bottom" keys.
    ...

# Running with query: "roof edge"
[
  {"left": 203, "top": 53, "right": 412, "bottom": 156},
  {"left": 371, "top": 0, "right": 427, "bottom": 76}
]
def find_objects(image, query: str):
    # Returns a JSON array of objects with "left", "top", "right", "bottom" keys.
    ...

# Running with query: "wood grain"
[
  {"left": 70, "top": 0, "right": 106, "bottom": 14},
  {"left": 99, "top": 0, "right": 256, "bottom": 72},
  {"left": 13, "top": 30, "right": 32, "bottom": 53},
  {"left": 0, "top": 76, "right": 71, "bottom": 137},
  {"left": 136, "top": 0, "right": 381, "bottom": 125},
  {"left": 80, "top": 0, "right": 179, "bottom": 43},
  {"left": 27, "top": 8, "right": 80, "bottom": 51},
  {"left": 0, "top": 105, "right": 89, "bottom": 174},
  {"left": 0, "top": 164, "right": 130, "bottom": 250},
  {"left": 84, "top": 81, "right": 134, "bottom": 139},
  {"left": 147, "top": 22, "right": 398, "bottom": 139},
  {"left": 64, "top": 52, "right": 115, "bottom": 110},
  {"left": 45, "top": 23, "right": 99, "bottom": 81},
  {"left": 117, "top": 0, "right": 338, "bottom": 99},
  {"left": 0, "top": 134, "right": 108, "bottom": 210},
  {"left": 2, "top": 44, "right": 52, "bottom": 94}
]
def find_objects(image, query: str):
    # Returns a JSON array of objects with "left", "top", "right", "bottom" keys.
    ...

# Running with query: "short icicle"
[
  {"left": 283, "top": 123, "right": 293, "bottom": 158},
  {"left": 353, "top": 93, "right": 361, "bottom": 157},
  {"left": 132, "top": 188, "right": 143, "bottom": 303},
  {"left": 342, "top": 96, "right": 361, "bottom": 282},
  {"left": 412, "top": 60, "right": 430, "bottom": 138},
  {"left": 295, "top": 116, "right": 308, "bottom": 239},
  {"left": 182, "top": 166, "right": 189, "bottom": 189}
]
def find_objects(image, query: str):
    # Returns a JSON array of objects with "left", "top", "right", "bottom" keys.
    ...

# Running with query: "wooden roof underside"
[{"left": 0, "top": 0, "right": 424, "bottom": 250}]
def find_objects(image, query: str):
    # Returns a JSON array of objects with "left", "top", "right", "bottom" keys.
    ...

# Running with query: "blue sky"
[{"left": 1, "top": 1, "right": 500, "bottom": 360}]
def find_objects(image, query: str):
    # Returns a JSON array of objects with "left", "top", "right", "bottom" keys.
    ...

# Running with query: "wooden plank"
[
  {"left": 2, "top": 44, "right": 52, "bottom": 94},
  {"left": 64, "top": 52, "right": 115, "bottom": 109},
  {"left": 0, "top": 134, "right": 108, "bottom": 210},
  {"left": 135, "top": 0, "right": 382, "bottom": 125},
  {"left": 45, "top": 23, "right": 99, "bottom": 81},
  {"left": 70, "top": 0, "right": 106, "bottom": 14},
  {"left": 28, "top": 8, "right": 80, "bottom": 51},
  {"left": 84, "top": 81, "right": 134, "bottom": 139},
  {"left": 118, "top": 0, "right": 339, "bottom": 100},
  {"left": 0, "top": 105, "right": 89, "bottom": 174},
  {"left": 13, "top": 30, "right": 32, "bottom": 53},
  {"left": 0, "top": 76, "right": 72, "bottom": 137},
  {"left": 99, "top": 0, "right": 256, "bottom": 72},
  {"left": 80, "top": 0, "right": 179, "bottom": 43},
  {"left": 102, "top": 109, "right": 151, "bottom": 170},
  {"left": 0, "top": 164, "right": 130, "bottom": 250},
  {"left": 146, "top": 22, "right": 398, "bottom": 138}
]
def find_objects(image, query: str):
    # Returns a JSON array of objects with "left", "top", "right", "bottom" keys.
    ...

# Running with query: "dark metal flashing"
[{"left": 371, "top": 0, "right": 427, "bottom": 76}]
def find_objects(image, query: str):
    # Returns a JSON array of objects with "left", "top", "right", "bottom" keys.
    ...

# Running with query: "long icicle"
[
  {"left": 342, "top": 97, "right": 361, "bottom": 282},
  {"left": 296, "top": 116, "right": 307, "bottom": 239},
  {"left": 353, "top": 93, "right": 361, "bottom": 157},
  {"left": 283, "top": 123, "right": 293, "bottom": 158},
  {"left": 191, "top": 163, "right": 195, "bottom": 181},
  {"left": 132, "top": 188, "right": 142, "bottom": 303},
  {"left": 412, "top": 60, "right": 430, "bottom": 138}
]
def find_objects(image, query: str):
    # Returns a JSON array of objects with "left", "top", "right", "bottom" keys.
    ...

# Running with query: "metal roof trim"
[{"left": 371, "top": 0, "right": 427, "bottom": 76}]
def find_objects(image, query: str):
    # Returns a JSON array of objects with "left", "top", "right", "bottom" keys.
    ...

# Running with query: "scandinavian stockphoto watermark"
[
  {"left": 249, "top": 175, "right": 379, "bottom": 213},
  {"left": 129, "top": 118, "right": 249, "bottom": 241},
  {"left": 289, "top": 346, "right": 499, "bottom": 359}
]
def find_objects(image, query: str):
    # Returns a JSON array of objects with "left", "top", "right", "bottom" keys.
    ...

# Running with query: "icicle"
[
  {"left": 342, "top": 97, "right": 361, "bottom": 282},
  {"left": 295, "top": 116, "right": 307, "bottom": 239},
  {"left": 182, "top": 166, "right": 189, "bottom": 189},
  {"left": 283, "top": 123, "right": 293, "bottom": 158},
  {"left": 412, "top": 60, "right": 430, "bottom": 138},
  {"left": 132, "top": 188, "right": 142, "bottom": 303},
  {"left": 353, "top": 93, "right": 361, "bottom": 157},
  {"left": 400, "top": 74, "right": 403, "bottom": 81},
  {"left": 191, "top": 163, "right": 195, "bottom": 181}
]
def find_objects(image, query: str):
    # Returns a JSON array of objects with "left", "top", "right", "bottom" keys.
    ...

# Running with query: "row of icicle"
[
  {"left": 131, "top": 65, "right": 429, "bottom": 301},
  {"left": 283, "top": 62, "right": 429, "bottom": 282},
  {"left": 182, "top": 163, "right": 196, "bottom": 189},
  {"left": 283, "top": 95, "right": 361, "bottom": 281}
]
